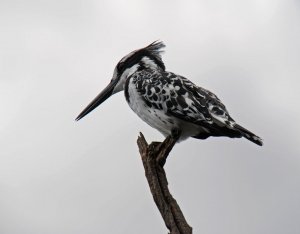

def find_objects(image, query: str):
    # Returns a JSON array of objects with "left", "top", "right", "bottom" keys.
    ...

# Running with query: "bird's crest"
[
  {"left": 145, "top": 41, "right": 165, "bottom": 56},
  {"left": 142, "top": 41, "right": 166, "bottom": 70}
]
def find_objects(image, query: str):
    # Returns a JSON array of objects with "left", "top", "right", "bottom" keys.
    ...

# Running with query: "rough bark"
[{"left": 137, "top": 132, "right": 192, "bottom": 234}]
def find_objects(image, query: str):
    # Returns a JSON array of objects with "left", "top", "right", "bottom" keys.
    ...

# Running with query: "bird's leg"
[
  {"left": 151, "top": 141, "right": 163, "bottom": 146},
  {"left": 171, "top": 128, "right": 181, "bottom": 140},
  {"left": 156, "top": 128, "right": 181, "bottom": 167}
]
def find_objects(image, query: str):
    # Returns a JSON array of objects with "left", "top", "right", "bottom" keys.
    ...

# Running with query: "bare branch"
[{"left": 137, "top": 132, "right": 192, "bottom": 234}]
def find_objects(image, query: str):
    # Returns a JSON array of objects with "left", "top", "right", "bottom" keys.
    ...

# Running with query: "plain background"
[{"left": 0, "top": 0, "right": 299, "bottom": 233}]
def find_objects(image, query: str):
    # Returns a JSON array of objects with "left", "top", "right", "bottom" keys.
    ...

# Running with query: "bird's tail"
[{"left": 234, "top": 124, "right": 263, "bottom": 146}]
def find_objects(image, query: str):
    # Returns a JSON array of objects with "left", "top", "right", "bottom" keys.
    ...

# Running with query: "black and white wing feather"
[{"left": 131, "top": 69, "right": 263, "bottom": 145}]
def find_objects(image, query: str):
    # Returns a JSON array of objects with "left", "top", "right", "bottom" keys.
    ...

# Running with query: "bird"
[{"left": 76, "top": 41, "right": 263, "bottom": 146}]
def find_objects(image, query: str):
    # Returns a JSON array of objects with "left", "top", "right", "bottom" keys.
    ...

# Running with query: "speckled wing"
[{"left": 132, "top": 70, "right": 237, "bottom": 133}]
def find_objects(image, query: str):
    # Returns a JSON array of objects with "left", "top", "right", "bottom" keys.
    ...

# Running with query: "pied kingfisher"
[{"left": 76, "top": 41, "right": 263, "bottom": 146}]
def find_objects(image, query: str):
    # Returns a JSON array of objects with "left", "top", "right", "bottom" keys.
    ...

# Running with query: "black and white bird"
[{"left": 76, "top": 41, "right": 263, "bottom": 146}]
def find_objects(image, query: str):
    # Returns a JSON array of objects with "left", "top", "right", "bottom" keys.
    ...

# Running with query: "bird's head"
[{"left": 76, "top": 41, "right": 165, "bottom": 121}]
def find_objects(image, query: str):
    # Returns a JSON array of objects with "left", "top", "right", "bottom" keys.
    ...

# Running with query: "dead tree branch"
[{"left": 137, "top": 132, "right": 192, "bottom": 234}]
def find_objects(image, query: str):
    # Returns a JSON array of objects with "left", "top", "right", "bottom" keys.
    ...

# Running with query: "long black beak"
[{"left": 75, "top": 79, "right": 117, "bottom": 121}]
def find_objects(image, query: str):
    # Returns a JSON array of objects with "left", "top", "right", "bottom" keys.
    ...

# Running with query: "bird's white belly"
[{"left": 126, "top": 81, "right": 201, "bottom": 141}]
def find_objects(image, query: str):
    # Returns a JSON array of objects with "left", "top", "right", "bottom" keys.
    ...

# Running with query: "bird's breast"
[
  {"left": 124, "top": 75, "right": 202, "bottom": 141},
  {"left": 124, "top": 76, "right": 176, "bottom": 136}
]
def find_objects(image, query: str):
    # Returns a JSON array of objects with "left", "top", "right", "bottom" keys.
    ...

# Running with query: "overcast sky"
[{"left": 0, "top": 0, "right": 300, "bottom": 233}]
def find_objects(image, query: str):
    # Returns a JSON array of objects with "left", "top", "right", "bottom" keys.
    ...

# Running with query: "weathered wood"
[{"left": 137, "top": 132, "right": 192, "bottom": 234}]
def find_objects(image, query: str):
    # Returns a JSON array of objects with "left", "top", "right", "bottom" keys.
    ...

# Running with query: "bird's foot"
[
  {"left": 156, "top": 129, "right": 181, "bottom": 167},
  {"left": 171, "top": 128, "right": 181, "bottom": 140}
]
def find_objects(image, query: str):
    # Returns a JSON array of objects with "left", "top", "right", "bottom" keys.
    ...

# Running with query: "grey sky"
[{"left": 0, "top": 0, "right": 299, "bottom": 233}]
